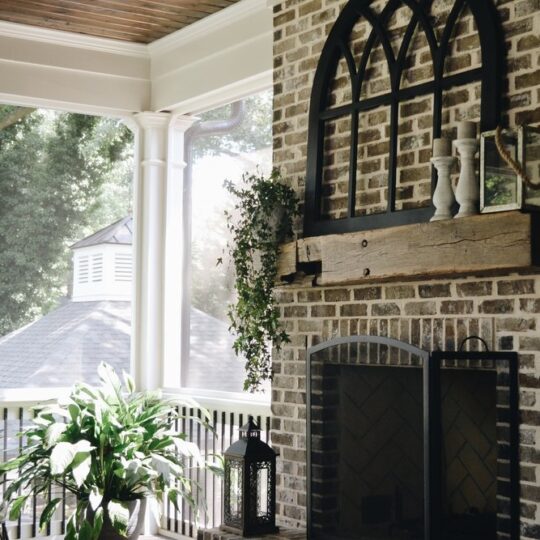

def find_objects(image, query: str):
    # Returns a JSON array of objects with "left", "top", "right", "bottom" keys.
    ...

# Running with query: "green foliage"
[
  {"left": 222, "top": 169, "right": 299, "bottom": 392},
  {"left": 484, "top": 174, "right": 517, "bottom": 206},
  {"left": 190, "top": 90, "right": 273, "bottom": 323},
  {"left": 0, "top": 363, "right": 215, "bottom": 539},
  {"left": 0, "top": 107, "right": 133, "bottom": 336}
]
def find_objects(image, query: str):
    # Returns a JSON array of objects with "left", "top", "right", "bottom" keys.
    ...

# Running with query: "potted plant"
[
  {"left": 0, "top": 363, "right": 213, "bottom": 540},
  {"left": 220, "top": 169, "right": 299, "bottom": 392}
]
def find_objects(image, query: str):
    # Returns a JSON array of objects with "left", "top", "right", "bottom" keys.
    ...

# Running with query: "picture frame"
[
  {"left": 480, "top": 128, "right": 522, "bottom": 213},
  {"left": 520, "top": 125, "right": 540, "bottom": 209}
]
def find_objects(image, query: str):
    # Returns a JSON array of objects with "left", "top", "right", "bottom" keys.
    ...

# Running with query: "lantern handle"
[{"left": 458, "top": 336, "right": 490, "bottom": 352}]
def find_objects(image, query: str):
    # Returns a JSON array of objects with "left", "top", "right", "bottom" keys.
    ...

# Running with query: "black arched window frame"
[{"left": 304, "top": 0, "right": 505, "bottom": 237}]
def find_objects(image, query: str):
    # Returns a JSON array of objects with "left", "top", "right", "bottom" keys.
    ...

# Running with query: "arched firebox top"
[{"left": 307, "top": 334, "right": 429, "bottom": 360}]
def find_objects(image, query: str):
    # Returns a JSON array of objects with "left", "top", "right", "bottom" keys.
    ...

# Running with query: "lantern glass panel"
[
  {"left": 480, "top": 129, "right": 521, "bottom": 213},
  {"left": 254, "top": 462, "right": 271, "bottom": 519},
  {"left": 226, "top": 458, "right": 243, "bottom": 524},
  {"left": 523, "top": 126, "right": 540, "bottom": 208}
]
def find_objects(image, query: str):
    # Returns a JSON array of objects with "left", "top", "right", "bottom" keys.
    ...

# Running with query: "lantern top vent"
[
  {"left": 240, "top": 416, "right": 261, "bottom": 440},
  {"left": 224, "top": 416, "right": 275, "bottom": 460}
]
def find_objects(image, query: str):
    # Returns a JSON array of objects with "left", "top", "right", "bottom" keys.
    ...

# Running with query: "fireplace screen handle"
[{"left": 458, "top": 335, "right": 490, "bottom": 352}]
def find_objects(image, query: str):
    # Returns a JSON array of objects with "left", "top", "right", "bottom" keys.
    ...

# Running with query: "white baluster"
[
  {"left": 430, "top": 155, "right": 457, "bottom": 221},
  {"left": 454, "top": 138, "right": 480, "bottom": 218}
]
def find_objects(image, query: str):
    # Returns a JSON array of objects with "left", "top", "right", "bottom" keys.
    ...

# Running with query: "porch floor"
[{"left": 198, "top": 527, "right": 306, "bottom": 539}]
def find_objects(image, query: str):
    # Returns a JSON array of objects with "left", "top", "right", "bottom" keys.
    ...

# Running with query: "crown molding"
[
  {"left": 0, "top": 20, "right": 149, "bottom": 58},
  {"left": 169, "top": 70, "right": 272, "bottom": 115},
  {"left": 0, "top": 0, "right": 268, "bottom": 60},
  {"left": 0, "top": 92, "right": 137, "bottom": 118},
  {"left": 147, "top": 0, "right": 269, "bottom": 56}
]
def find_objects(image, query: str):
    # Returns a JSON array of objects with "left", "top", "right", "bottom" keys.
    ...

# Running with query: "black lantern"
[{"left": 222, "top": 416, "right": 278, "bottom": 537}]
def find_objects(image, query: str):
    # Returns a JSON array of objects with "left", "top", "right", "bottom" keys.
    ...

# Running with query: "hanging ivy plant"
[{"left": 220, "top": 169, "right": 299, "bottom": 392}]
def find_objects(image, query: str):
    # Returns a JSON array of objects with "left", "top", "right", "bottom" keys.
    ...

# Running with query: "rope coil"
[{"left": 494, "top": 125, "right": 539, "bottom": 189}]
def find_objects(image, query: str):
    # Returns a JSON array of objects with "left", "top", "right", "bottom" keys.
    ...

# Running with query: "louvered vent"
[
  {"left": 92, "top": 254, "right": 103, "bottom": 283},
  {"left": 114, "top": 253, "right": 132, "bottom": 282},
  {"left": 78, "top": 256, "right": 89, "bottom": 284}
]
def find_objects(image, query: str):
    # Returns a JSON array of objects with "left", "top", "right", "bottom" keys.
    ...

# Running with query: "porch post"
[{"left": 131, "top": 112, "right": 196, "bottom": 392}]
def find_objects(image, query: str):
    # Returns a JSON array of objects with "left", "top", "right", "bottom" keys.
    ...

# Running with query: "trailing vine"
[{"left": 221, "top": 169, "right": 299, "bottom": 392}]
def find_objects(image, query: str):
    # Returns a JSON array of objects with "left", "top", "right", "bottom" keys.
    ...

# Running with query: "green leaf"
[
  {"left": 50, "top": 442, "right": 77, "bottom": 475},
  {"left": 39, "top": 498, "right": 62, "bottom": 531},
  {"left": 74, "top": 440, "right": 94, "bottom": 453},
  {"left": 92, "top": 508, "right": 104, "bottom": 540},
  {"left": 38, "top": 404, "right": 71, "bottom": 419},
  {"left": 167, "top": 489, "right": 180, "bottom": 511},
  {"left": 72, "top": 452, "right": 92, "bottom": 487},
  {"left": 50, "top": 440, "right": 92, "bottom": 476},
  {"left": 9, "top": 495, "right": 28, "bottom": 521},
  {"left": 65, "top": 513, "right": 77, "bottom": 540},
  {"left": 45, "top": 423, "right": 67, "bottom": 448},
  {"left": 173, "top": 438, "right": 204, "bottom": 466},
  {"left": 122, "top": 371, "right": 136, "bottom": 394},
  {"left": 0, "top": 455, "right": 24, "bottom": 474},
  {"left": 89, "top": 487, "right": 103, "bottom": 511},
  {"left": 107, "top": 500, "right": 129, "bottom": 537},
  {"left": 79, "top": 519, "right": 94, "bottom": 540},
  {"left": 68, "top": 403, "right": 80, "bottom": 423},
  {"left": 98, "top": 362, "right": 122, "bottom": 400}
]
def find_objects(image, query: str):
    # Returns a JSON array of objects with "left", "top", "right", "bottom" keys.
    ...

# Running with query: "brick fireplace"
[
  {"left": 306, "top": 335, "right": 519, "bottom": 539},
  {"left": 271, "top": 0, "right": 540, "bottom": 538}
]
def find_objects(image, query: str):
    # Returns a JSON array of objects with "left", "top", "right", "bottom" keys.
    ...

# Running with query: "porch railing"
[{"left": 0, "top": 388, "right": 271, "bottom": 540}]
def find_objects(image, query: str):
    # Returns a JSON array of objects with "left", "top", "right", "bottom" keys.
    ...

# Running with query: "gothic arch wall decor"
[{"left": 304, "top": 0, "right": 505, "bottom": 237}]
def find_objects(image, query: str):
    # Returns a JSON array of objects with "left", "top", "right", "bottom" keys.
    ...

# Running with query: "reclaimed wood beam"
[{"left": 278, "top": 211, "right": 540, "bottom": 286}]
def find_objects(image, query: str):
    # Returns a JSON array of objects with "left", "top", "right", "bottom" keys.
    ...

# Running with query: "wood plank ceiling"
[{"left": 0, "top": 0, "right": 241, "bottom": 44}]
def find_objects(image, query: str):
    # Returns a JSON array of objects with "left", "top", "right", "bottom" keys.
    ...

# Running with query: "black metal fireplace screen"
[{"left": 307, "top": 335, "right": 519, "bottom": 540}]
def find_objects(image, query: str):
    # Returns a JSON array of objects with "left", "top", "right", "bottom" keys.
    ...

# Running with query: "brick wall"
[
  {"left": 273, "top": 0, "right": 540, "bottom": 226},
  {"left": 271, "top": 0, "right": 540, "bottom": 537}
]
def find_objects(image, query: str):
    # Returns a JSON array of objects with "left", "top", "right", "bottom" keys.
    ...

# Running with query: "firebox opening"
[
  {"left": 440, "top": 369, "right": 497, "bottom": 540},
  {"left": 329, "top": 365, "right": 424, "bottom": 540},
  {"left": 308, "top": 338, "right": 507, "bottom": 540}
]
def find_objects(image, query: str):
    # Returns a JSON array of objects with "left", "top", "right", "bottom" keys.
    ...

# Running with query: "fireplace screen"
[{"left": 307, "top": 336, "right": 519, "bottom": 540}]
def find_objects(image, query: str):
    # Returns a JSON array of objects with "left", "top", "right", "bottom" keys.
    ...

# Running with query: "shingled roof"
[
  {"left": 0, "top": 215, "right": 249, "bottom": 392},
  {"left": 70, "top": 216, "right": 133, "bottom": 250},
  {"left": 0, "top": 301, "right": 246, "bottom": 391}
]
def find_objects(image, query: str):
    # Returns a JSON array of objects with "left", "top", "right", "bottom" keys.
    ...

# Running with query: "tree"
[
  {"left": 0, "top": 107, "right": 133, "bottom": 336},
  {"left": 192, "top": 91, "right": 272, "bottom": 160}
]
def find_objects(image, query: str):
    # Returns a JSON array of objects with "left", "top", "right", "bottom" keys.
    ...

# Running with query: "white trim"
[
  {"left": 151, "top": 34, "right": 269, "bottom": 85},
  {"left": 157, "top": 529, "right": 192, "bottom": 540},
  {"left": 0, "top": 387, "right": 71, "bottom": 406},
  {"left": 147, "top": 0, "right": 269, "bottom": 56},
  {"left": 0, "top": 92, "right": 135, "bottom": 118},
  {"left": 0, "top": 19, "right": 148, "bottom": 58},
  {"left": 163, "top": 388, "right": 271, "bottom": 417},
  {"left": 171, "top": 70, "right": 273, "bottom": 116},
  {"left": 149, "top": 0, "right": 272, "bottom": 112},
  {"left": 0, "top": 55, "right": 149, "bottom": 81},
  {"left": 0, "top": 387, "right": 270, "bottom": 418}
]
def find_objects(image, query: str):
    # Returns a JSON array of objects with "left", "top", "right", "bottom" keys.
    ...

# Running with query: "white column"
[
  {"left": 163, "top": 115, "right": 197, "bottom": 388},
  {"left": 130, "top": 112, "right": 196, "bottom": 393}
]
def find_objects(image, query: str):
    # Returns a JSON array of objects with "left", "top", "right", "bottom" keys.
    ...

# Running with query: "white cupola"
[{"left": 70, "top": 217, "right": 133, "bottom": 302}]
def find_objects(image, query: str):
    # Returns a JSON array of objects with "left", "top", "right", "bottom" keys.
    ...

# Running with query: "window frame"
[{"left": 177, "top": 84, "right": 273, "bottom": 401}]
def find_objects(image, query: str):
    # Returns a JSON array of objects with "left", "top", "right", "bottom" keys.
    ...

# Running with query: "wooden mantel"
[{"left": 278, "top": 211, "right": 540, "bottom": 286}]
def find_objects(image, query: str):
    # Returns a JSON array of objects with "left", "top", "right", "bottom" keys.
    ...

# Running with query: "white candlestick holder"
[
  {"left": 430, "top": 156, "right": 457, "bottom": 221},
  {"left": 453, "top": 138, "right": 479, "bottom": 218}
]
